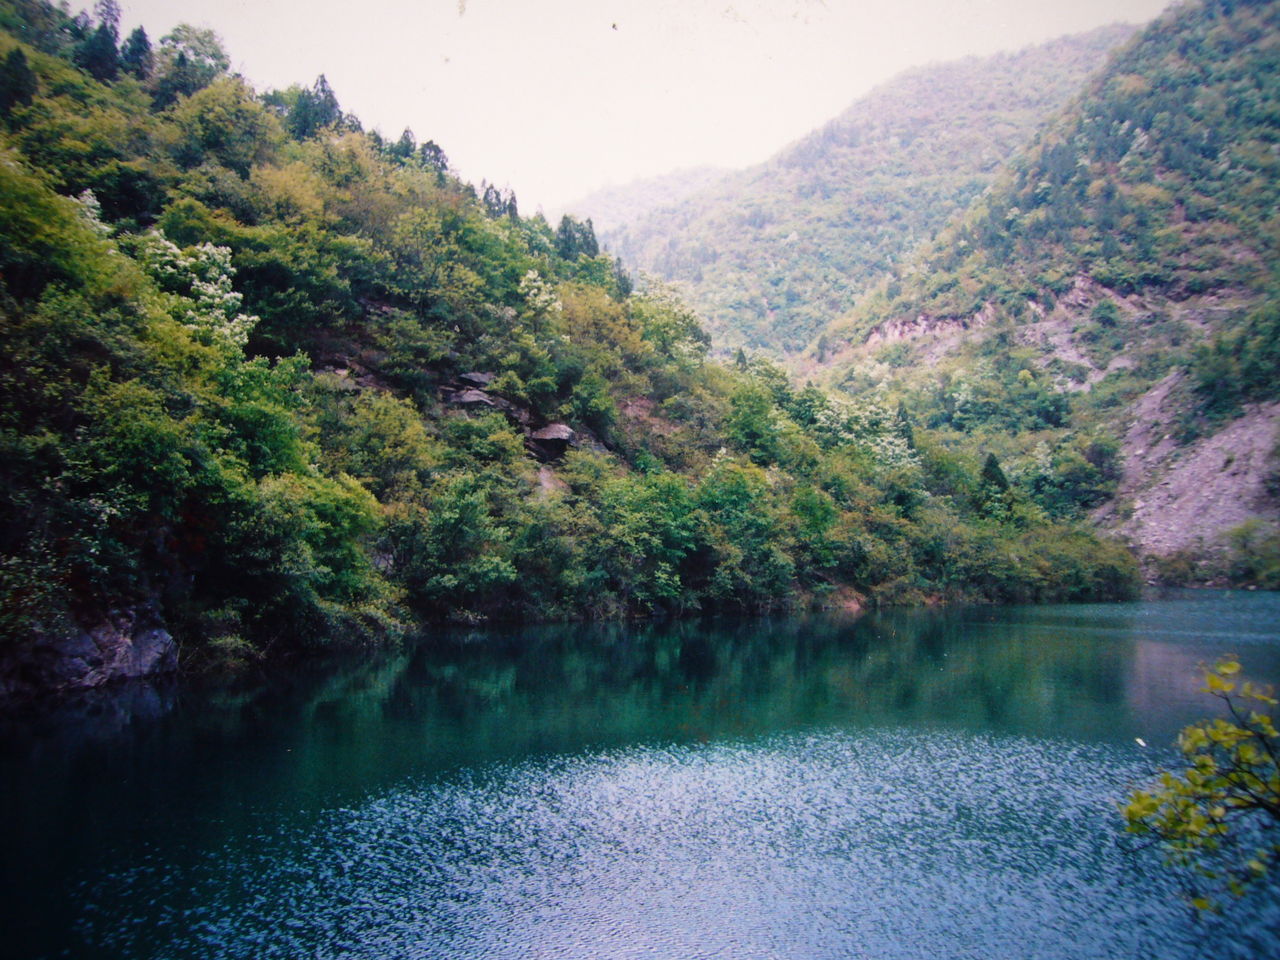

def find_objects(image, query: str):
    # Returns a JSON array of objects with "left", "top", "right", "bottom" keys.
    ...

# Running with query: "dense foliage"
[
  {"left": 596, "top": 26, "right": 1132, "bottom": 355},
  {"left": 0, "top": 0, "right": 1138, "bottom": 668}
]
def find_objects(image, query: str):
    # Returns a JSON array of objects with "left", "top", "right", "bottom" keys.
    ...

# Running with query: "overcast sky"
[{"left": 119, "top": 0, "right": 1172, "bottom": 213}]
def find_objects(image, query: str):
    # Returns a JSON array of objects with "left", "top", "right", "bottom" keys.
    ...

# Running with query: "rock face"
[
  {"left": 0, "top": 606, "right": 178, "bottom": 706},
  {"left": 1093, "top": 372, "right": 1280, "bottom": 565}
]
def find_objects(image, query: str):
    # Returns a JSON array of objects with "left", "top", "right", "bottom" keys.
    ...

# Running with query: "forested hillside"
[
  {"left": 559, "top": 166, "right": 726, "bottom": 238},
  {"left": 808, "top": 0, "right": 1280, "bottom": 582},
  {"left": 591, "top": 25, "right": 1134, "bottom": 355},
  {"left": 0, "top": 0, "right": 1140, "bottom": 699}
]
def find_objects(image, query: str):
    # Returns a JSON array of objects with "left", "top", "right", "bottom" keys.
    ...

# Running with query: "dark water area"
[{"left": 2, "top": 591, "right": 1279, "bottom": 959}]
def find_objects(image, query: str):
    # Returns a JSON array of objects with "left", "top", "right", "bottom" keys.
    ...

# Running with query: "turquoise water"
[{"left": 2, "top": 591, "right": 1278, "bottom": 958}]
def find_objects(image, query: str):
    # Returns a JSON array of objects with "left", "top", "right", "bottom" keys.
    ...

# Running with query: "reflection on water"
[{"left": 2, "top": 591, "right": 1278, "bottom": 959}]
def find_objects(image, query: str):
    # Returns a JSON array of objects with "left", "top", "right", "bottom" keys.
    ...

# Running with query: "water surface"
[{"left": 3, "top": 591, "right": 1278, "bottom": 958}]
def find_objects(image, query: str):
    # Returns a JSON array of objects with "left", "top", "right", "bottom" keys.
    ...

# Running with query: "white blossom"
[
  {"left": 136, "top": 230, "right": 259, "bottom": 349},
  {"left": 73, "top": 189, "right": 111, "bottom": 238},
  {"left": 518, "top": 269, "right": 562, "bottom": 321}
]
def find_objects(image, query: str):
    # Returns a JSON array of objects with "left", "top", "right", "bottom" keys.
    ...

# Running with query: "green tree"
[
  {"left": 73, "top": 21, "right": 118, "bottom": 81},
  {"left": 555, "top": 214, "right": 598, "bottom": 260},
  {"left": 389, "top": 126, "right": 415, "bottom": 161},
  {"left": 152, "top": 24, "right": 229, "bottom": 106},
  {"left": 168, "top": 76, "right": 282, "bottom": 175},
  {"left": 725, "top": 382, "right": 781, "bottom": 466},
  {"left": 0, "top": 46, "right": 37, "bottom": 118},
  {"left": 1122, "top": 659, "right": 1280, "bottom": 909},
  {"left": 119, "top": 25, "right": 152, "bottom": 79},
  {"left": 418, "top": 139, "right": 448, "bottom": 172},
  {"left": 287, "top": 74, "right": 341, "bottom": 140},
  {"left": 980, "top": 452, "right": 1010, "bottom": 491}
]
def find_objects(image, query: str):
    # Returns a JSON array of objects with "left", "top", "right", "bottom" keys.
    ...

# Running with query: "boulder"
[
  {"left": 527, "top": 423, "right": 575, "bottom": 461},
  {"left": 451, "top": 389, "right": 496, "bottom": 406}
]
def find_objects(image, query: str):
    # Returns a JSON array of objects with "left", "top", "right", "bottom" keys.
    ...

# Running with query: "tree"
[
  {"left": 72, "top": 0, "right": 122, "bottom": 83},
  {"left": 481, "top": 182, "right": 506, "bottom": 218},
  {"left": 152, "top": 24, "right": 229, "bottom": 106},
  {"left": 168, "top": 77, "right": 282, "bottom": 176},
  {"left": 980, "top": 452, "right": 1009, "bottom": 492},
  {"left": 287, "top": 74, "right": 341, "bottom": 139},
  {"left": 74, "top": 22, "right": 119, "bottom": 81},
  {"left": 418, "top": 139, "right": 448, "bottom": 173},
  {"left": 93, "top": 0, "right": 121, "bottom": 33},
  {"left": 0, "top": 47, "right": 38, "bottom": 119},
  {"left": 612, "top": 258, "right": 633, "bottom": 297},
  {"left": 389, "top": 127, "right": 415, "bottom": 161},
  {"left": 119, "top": 26, "right": 153, "bottom": 79},
  {"left": 1122, "top": 659, "right": 1279, "bottom": 909},
  {"left": 555, "top": 215, "right": 599, "bottom": 261},
  {"left": 580, "top": 217, "right": 599, "bottom": 257}
]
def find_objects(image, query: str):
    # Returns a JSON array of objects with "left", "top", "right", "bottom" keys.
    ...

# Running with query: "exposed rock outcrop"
[
  {"left": 0, "top": 606, "right": 178, "bottom": 706},
  {"left": 1094, "top": 372, "right": 1280, "bottom": 564},
  {"left": 450, "top": 388, "right": 496, "bottom": 407},
  {"left": 527, "top": 423, "right": 575, "bottom": 461},
  {"left": 864, "top": 304, "right": 993, "bottom": 353},
  {"left": 457, "top": 371, "right": 495, "bottom": 388}
]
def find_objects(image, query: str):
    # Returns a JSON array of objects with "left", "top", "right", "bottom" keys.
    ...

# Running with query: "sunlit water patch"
[{"left": 72, "top": 728, "right": 1274, "bottom": 960}]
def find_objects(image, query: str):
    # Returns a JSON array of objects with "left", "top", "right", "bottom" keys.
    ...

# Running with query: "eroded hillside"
[{"left": 806, "top": 0, "right": 1280, "bottom": 579}]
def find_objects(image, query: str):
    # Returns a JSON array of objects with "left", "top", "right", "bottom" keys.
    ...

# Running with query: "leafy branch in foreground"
[{"left": 1122, "top": 659, "right": 1280, "bottom": 910}]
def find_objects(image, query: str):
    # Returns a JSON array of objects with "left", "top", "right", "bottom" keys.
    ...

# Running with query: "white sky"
[{"left": 119, "top": 0, "right": 1172, "bottom": 213}]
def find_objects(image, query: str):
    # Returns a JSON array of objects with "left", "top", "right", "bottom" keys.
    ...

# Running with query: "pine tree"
[
  {"left": 93, "top": 0, "right": 121, "bottom": 34},
  {"left": 981, "top": 452, "right": 1010, "bottom": 492},
  {"left": 554, "top": 215, "right": 600, "bottom": 261},
  {"left": 119, "top": 26, "right": 153, "bottom": 80},
  {"left": 481, "top": 182, "right": 505, "bottom": 218},
  {"left": 74, "top": 22, "right": 119, "bottom": 81},
  {"left": 612, "top": 258, "right": 633, "bottom": 297},
  {"left": 555, "top": 215, "right": 578, "bottom": 259},
  {"left": 389, "top": 127, "right": 415, "bottom": 161},
  {"left": 418, "top": 140, "right": 448, "bottom": 172},
  {"left": 581, "top": 217, "right": 599, "bottom": 257},
  {"left": 288, "top": 74, "right": 341, "bottom": 139},
  {"left": 0, "top": 47, "right": 38, "bottom": 119}
]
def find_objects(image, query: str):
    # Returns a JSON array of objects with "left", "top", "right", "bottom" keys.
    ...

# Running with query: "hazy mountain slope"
[
  {"left": 595, "top": 24, "right": 1135, "bottom": 355},
  {"left": 807, "top": 0, "right": 1280, "bottom": 576},
  {"left": 561, "top": 166, "right": 727, "bottom": 237}
]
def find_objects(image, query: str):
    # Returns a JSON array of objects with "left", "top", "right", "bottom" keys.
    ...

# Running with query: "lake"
[{"left": 2, "top": 591, "right": 1279, "bottom": 959}]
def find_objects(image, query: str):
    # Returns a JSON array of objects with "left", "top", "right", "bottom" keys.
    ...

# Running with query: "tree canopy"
[{"left": 0, "top": 0, "right": 1141, "bottom": 683}]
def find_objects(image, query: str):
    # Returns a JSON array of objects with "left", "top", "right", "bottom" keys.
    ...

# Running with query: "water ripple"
[{"left": 74, "top": 727, "right": 1279, "bottom": 960}]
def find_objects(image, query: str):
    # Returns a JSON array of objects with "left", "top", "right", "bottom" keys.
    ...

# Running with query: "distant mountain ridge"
[
  {"left": 560, "top": 166, "right": 727, "bottom": 238},
  {"left": 585, "top": 24, "right": 1136, "bottom": 355}
]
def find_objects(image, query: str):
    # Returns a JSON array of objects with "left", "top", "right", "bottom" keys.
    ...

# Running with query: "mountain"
[
  {"left": 590, "top": 24, "right": 1136, "bottom": 355},
  {"left": 559, "top": 166, "right": 727, "bottom": 238},
  {"left": 806, "top": 0, "right": 1280, "bottom": 580},
  {"left": 0, "top": 0, "right": 1139, "bottom": 700}
]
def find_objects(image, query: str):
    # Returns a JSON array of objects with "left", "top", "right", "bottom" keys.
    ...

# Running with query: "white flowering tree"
[
  {"left": 813, "top": 391, "right": 920, "bottom": 470},
  {"left": 135, "top": 230, "right": 259, "bottom": 351}
]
